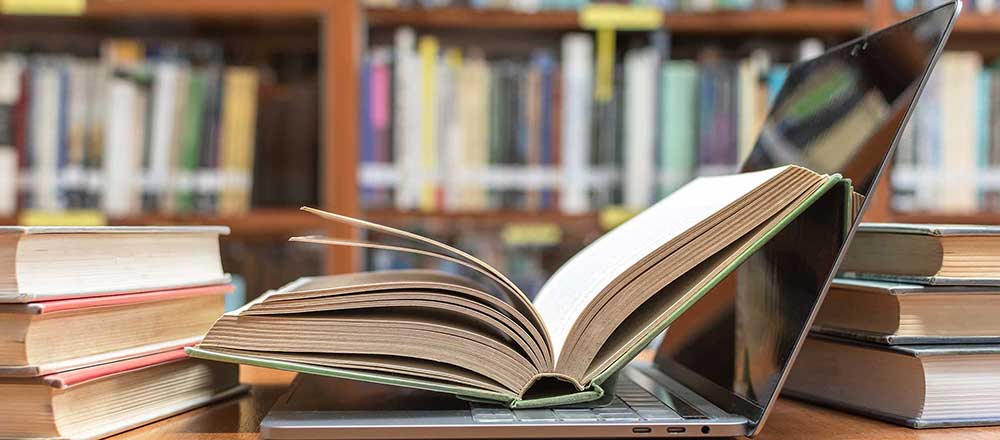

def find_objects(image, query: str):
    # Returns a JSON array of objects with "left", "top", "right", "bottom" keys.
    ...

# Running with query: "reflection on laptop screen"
[{"left": 654, "top": 1, "right": 956, "bottom": 429}]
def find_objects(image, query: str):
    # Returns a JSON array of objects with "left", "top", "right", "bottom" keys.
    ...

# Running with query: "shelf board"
[
  {"left": 366, "top": 6, "right": 868, "bottom": 33},
  {"left": 0, "top": 209, "right": 328, "bottom": 236},
  {"left": 890, "top": 211, "right": 1000, "bottom": 224},
  {"left": 952, "top": 13, "right": 1000, "bottom": 34},
  {"left": 364, "top": 209, "right": 602, "bottom": 231},
  {"left": 366, "top": 7, "right": 579, "bottom": 30}
]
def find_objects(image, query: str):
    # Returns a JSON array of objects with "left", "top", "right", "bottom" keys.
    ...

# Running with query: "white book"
[
  {"left": 30, "top": 60, "right": 62, "bottom": 212},
  {"left": 938, "top": 52, "right": 980, "bottom": 212},
  {"left": 623, "top": 47, "right": 657, "bottom": 210},
  {"left": 559, "top": 33, "right": 593, "bottom": 214},
  {"left": 439, "top": 52, "right": 462, "bottom": 212},
  {"left": 393, "top": 27, "right": 422, "bottom": 211},
  {"left": 0, "top": 55, "right": 23, "bottom": 216},
  {"left": 148, "top": 60, "right": 181, "bottom": 205},
  {"left": 102, "top": 75, "right": 141, "bottom": 217}
]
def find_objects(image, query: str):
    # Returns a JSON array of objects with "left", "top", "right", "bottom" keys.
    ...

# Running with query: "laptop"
[{"left": 261, "top": 3, "right": 960, "bottom": 438}]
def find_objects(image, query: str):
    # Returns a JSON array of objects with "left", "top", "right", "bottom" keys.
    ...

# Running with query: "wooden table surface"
[{"left": 110, "top": 366, "right": 1000, "bottom": 440}]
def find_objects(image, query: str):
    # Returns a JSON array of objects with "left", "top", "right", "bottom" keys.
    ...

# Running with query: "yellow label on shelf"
[
  {"left": 501, "top": 223, "right": 562, "bottom": 247},
  {"left": 599, "top": 206, "right": 639, "bottom": 231},
  {"left": 1, "top": 0, "right": 85, "bottom": 15},
  {"left": 19, "top": 209, "right": 107, "bottom": 226},
  {"left": 579, "top": 4, "right": 663, "bottom": 31}
]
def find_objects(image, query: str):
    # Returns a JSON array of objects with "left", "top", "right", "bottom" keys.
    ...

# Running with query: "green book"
[
  {"left": 189, "top": 165, "right": 852, "bottom": 408},
  {"left": 659, "top": 61, "right": 698, "bottom": 197},
  {"left": 175, "top": 68, "right": 206, "bottom": 213}
]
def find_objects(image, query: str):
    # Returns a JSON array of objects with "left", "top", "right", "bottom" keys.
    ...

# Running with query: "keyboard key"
[{"left": 514, "top": 409, "right": 557, "bottom": 422}]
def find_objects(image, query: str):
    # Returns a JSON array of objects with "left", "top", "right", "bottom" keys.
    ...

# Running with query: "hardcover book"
[
  {"left": 785, "top": 334, "right": 1000, "bottom": 428},
  {"left": 814, "top": 278, "right": 1000, "bottom": 344},
  {"left": 840, "top": 223, "right": 1000, "bottom": 285},
  {"left": 189, "top": 165, "right": 852, "bottom": 408},
  {"left": 0, "top": 348, "right": 244, "bottom": 439}
]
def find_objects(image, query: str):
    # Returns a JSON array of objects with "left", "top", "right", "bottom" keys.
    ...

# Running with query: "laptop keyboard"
[{"left": 470, "top": 378, "right": 698, "bottom": 423}]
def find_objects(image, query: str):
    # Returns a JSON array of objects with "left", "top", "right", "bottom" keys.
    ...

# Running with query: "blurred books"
[
  {"left": 893, "top": 52, "right": 1000, "bottom": 214},
  {"left": 359, "top": 28, "right": 817, "bottom": 215},
  {"left": 785, "top": 223, "right": 1000, "bottom": 428},
  {"left": 0, "top": 38, "right": 319, "bottom": 219},
  {"left": 0, "top": 226, "right": 241, "bottom": 438}
]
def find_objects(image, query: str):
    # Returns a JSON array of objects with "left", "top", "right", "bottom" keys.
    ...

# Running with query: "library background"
[{"left": 0, "top": 0, "right": 991, "bottom": 300}]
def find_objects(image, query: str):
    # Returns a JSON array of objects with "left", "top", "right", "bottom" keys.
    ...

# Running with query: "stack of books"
[
  {"left": 0, "top": 226, "right": 242, "bottom": 439},
  {"left": 785, "top": 223, "right": 1000, "bottom": 428}
]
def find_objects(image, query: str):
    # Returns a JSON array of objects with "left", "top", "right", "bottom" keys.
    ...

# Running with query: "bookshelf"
[
  {"left": 3, "top": 0, "right": 997, "bottom": 283},
  {"left": 0, "top": 0, "right": 361, "bottom": 276}
]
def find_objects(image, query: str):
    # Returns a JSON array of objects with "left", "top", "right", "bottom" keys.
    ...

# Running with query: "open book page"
[
  {"left": 532, "top": 166, "right": 790, "bottom": 361},
  {"left": 243, "top": 272, "right": 550, "bottom": 371},
  {"left": 292, "top": 207, "right": 551, "bottom": 356}
]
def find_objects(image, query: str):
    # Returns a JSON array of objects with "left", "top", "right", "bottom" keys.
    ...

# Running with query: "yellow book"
[
  {"left": 418, "top": 36, "right": 438, "bottom": 212},
  {"left": 218, "top": 67, "right": 259, "bottom": 215}
]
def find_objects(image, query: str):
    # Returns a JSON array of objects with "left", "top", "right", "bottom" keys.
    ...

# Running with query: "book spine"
[
  {"left": 559, "top": 33, "right": 593, "bottom": 214},
  {"left": 0, "top": 55, "right": 23, "bottom": 216}
]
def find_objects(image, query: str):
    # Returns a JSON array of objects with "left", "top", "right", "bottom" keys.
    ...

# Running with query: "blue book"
[
  {"left": 766, "top": 65, "right": 788, "bottom": 104},
  {"left": 893, "top": 0, "right": 916, "bottom": 12},
  {"left": 533, "top": 51, "right": 555, "bottom": 210}
]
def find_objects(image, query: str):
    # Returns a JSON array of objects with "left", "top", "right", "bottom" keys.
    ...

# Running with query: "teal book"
[
  {"left": 659, "top": 61, "right": 699, "bottom": 197},
  {"left": 189, "top": 166, "right": 852, "bottom": 409}
]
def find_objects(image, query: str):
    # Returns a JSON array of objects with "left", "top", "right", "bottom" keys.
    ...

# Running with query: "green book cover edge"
[{"left": 589, "top": 174, "right": 847, "bottom": 387}]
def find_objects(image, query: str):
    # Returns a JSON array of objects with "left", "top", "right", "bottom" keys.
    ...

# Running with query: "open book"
[{"left": 188, "top": 165, "right": 851, "bottom": 408}]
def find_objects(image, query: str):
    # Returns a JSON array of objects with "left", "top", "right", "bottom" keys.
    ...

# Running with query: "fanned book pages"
[{"left": 189, "top": 165, "right": 852, "bottom": 408}]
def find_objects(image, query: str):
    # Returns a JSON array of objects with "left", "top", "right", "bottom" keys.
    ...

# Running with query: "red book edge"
[
  {"left": 28, "top": 284, "right": 234, "bottom": 314},
  {"left": 43, "top": 347, "right": 193, "bottom": 389}
]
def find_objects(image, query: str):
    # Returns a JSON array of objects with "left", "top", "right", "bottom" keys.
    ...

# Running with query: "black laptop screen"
[{"left": 654, "top": 2, "right": 957, "bottom": 430}]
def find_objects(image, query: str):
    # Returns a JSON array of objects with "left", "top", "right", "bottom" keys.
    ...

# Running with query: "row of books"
[
  {"left": 360, "top": 28, "right": 822, "bottom": 213},
  {"left": 787, "top": 223, "right": 1000, "bottom": 428},
  {"left": 363, "top": 0, "right": 792, "bottom": 12},
  {"left": 0, "top": 227, "right": 240, "bottom": 438},
  {"left": 892, "top": 52, "right": 1000, "bottom": 213},
  {"left": 895, "top": 0, "right": 992, "bottom": 12},
  {"left": 0, "top": 40, "right": 263, "bottom": 218}
]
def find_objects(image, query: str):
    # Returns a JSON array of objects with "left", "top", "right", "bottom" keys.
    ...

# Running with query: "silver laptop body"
[{"left": 261, "top": 3, "right": 959, "bottom": 438}]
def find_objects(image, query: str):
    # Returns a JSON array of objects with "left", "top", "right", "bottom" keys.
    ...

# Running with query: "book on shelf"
[
  {"left": 814, "top": 278, "right": 1000, "bottom": 344},
  {"left": 0, "top": 39, "right": 308, "bottom": 217},
  {"left": 359, "top": 29, "right": 810, "bottom": 215},
  {"left": 785, "top": 334, "right": 1000, "bottom": 428},
  {"left": 189, "top": 164, "right": 854, "bottom": 408},
  {"left": 0, "top": 348, "right": 243, "bottom": 439},
  {"left": 839, "top": 223, "right": 1000, "bottom": 285},
  {"left": 0, "top": 284, "right": 232, "bottom": 377},
  {"left": 0, "top": 225, "right": 229, "bottom": 302},
  {"left": 893, "top": 51, "right": 1000, "bottom": 213}
]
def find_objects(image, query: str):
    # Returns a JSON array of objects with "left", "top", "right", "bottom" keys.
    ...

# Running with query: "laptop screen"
[{"left": 653, "top": 2, "right": 958, "bottom": 434}]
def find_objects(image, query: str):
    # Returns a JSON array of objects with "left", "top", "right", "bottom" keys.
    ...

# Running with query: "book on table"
[
  {"left": 0, "top": 284, "right": 232, "bottom": 376},
  {"left": 0, "top": 348, "right": 243, "bottom": 439},
  {"left": 840, "top": 223, "right": 1000, "bottom": 286},
  {"left": 189, "top": 165, "right": 855, "bottom": 408},
  {"left": 0, "top": 225, "right": 230, "bottom": 302},
  {"left": 785, "top": 334, "right": 1000, "bottom": 428},
  {"left": 813, "top": 278, "right": 1000, "bottom": 344}
]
